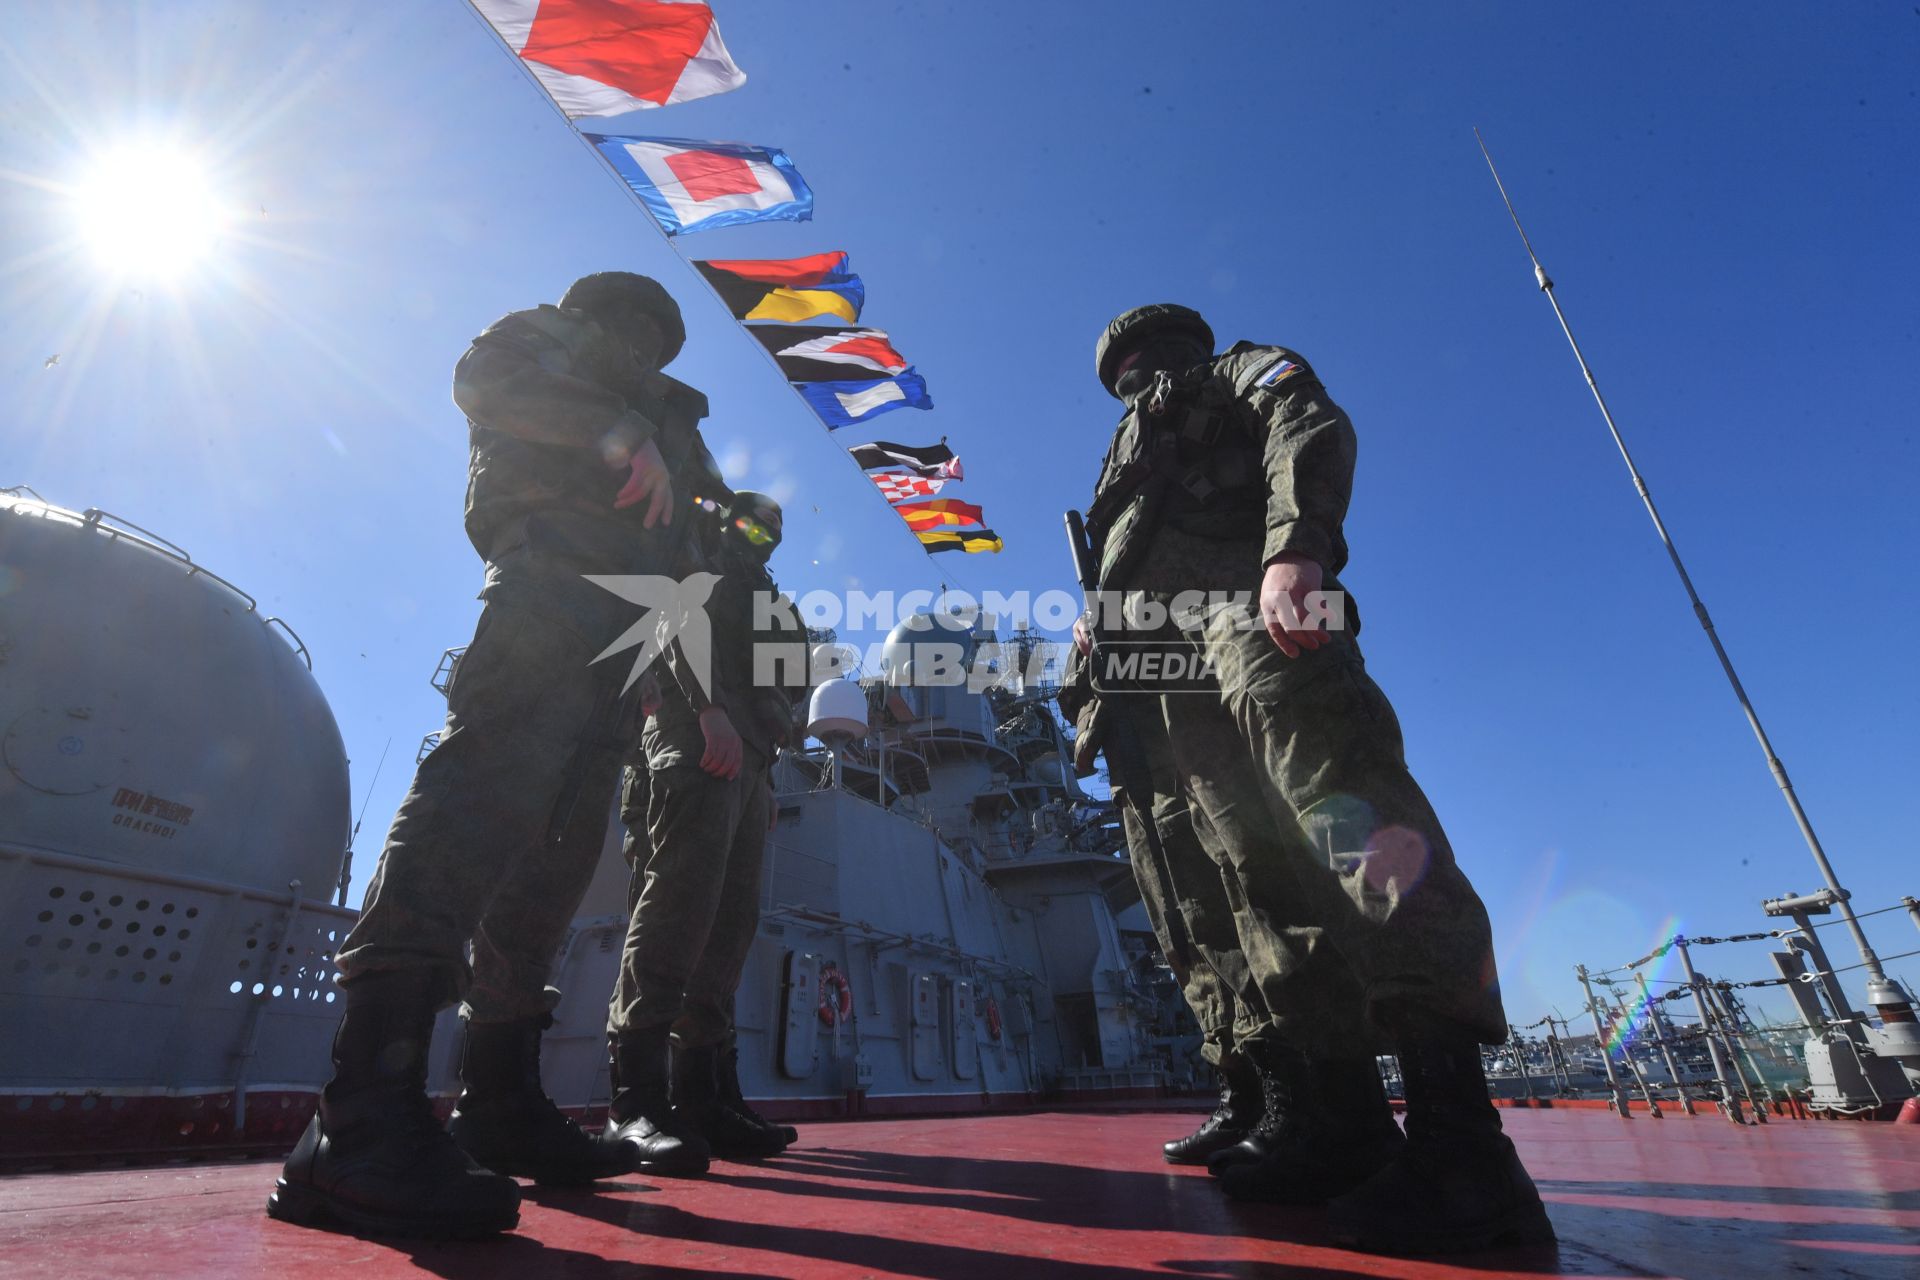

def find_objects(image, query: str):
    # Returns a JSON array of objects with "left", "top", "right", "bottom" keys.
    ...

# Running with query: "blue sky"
[{"left": 2, "top": 1, "right": 1915, "bottom": 1030}]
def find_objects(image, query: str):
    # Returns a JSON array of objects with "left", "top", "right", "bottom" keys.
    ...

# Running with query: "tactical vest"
[{"left": 1085, "top": 360, "right": 1264, "bottom": 589}]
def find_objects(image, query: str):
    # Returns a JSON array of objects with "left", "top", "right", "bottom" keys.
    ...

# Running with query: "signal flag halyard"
[
  {"left": 472, "top": 0, "right": 746, "bottom": 118},
  {"left": 587, "top": 134, "right": 813, "bottom": 235}
]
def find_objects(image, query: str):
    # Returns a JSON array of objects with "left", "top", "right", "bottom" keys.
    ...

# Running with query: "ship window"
[
  {"left": 25, "top": 935, "right": 40, "bottom": 948},
  {"left": 177, "top": 929, "right": 191, "bottom": 939},
  {"left": 153, "top": 926, "right": 167, "bottom": 937},
  {"left": 48, "top": 886, "right": 64, "bottom": 899},
  {"left": 85, "top": 942, "right": 100, "bottom": 954},
  {"left": 229, "top": 981, "right": 243, "bottom": 994},
  {"left": 136, "top": 900, "right": 150, "bottom": 910},
  {"left": 68, "top": 914, "right": 83, "bottom": 927},
  {"left": 79, "top": 891, "right": 94, "bottom": 902},
  {"left": 161, "top": 903, "right": 175, "bottom": 914},
  {"left": 109, "top": 895, "right": 123, "bottom": 907},
  {"left": 158, "top": 974, "right": 172, "bottom": 986},
  {"left": 36, "top": 911, "right": 52, "bottom": 923},
  {"left": 185, "top": 908, "right": 199, "bottom": 918}
]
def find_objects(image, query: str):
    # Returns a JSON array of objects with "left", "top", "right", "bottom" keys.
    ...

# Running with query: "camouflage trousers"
[
  {"left": 1103, "top": 694, "right": 1266, "bottom": 1064},
  {"left": 1145, "top": 589, "right": 1508, "bottom": 1049},
  {"left": 608, "top": 742, "right": 770, "bottom": 1048},
  {"left": 337, "top": 552, "right": 635, "bottom": 1022}
]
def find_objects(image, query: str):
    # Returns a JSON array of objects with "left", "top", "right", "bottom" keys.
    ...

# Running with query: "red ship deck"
[{"left": 2, "top": 1108, "right": 1915, "bottom": 1279}]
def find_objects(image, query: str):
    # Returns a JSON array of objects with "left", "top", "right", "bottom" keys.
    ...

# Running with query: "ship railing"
[{"left": 0, "top": 492, "right": 313, "bottom": 670}]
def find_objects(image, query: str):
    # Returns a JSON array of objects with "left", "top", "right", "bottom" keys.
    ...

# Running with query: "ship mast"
[{"left": 1472, "top": 131, "right": 1901, "bottom": 1000}]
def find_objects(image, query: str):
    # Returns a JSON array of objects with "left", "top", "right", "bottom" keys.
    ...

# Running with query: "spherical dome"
[
  {"left": 878, "top": 610, "right": 977, "bottom": 687},
  {"left": 807, "top": 678, "right": 869, "bottom": 742},
  {"left": 0, "top": 496, "right": 350, "bottom": 896}
]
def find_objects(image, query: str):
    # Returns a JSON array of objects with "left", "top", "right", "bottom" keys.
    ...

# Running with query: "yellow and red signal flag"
[
  {"left": 695, "top": 252, "right": 865, "bottom": 324},
  {"left": 471, "top": 0, "right": 747, "bottom": 118},
  {"left": 894, "top": 498, "right": 985, "bottom": 531}
]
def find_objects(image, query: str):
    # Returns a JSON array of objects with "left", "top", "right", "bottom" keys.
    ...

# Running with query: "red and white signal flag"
[{"left": 472, "top": 0, "right": 747, "bottom": 118}]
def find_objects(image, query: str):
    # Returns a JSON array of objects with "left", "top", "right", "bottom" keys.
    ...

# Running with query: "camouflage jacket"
[
  {"left": 454, "top": 303, "right": 714, "bottom": 572},
  {"left": 651, "top": 528, "right": 810, "bottom": 764},
  {"left": 1085, "top": 342, "right": 1357, "bottom": 593}
]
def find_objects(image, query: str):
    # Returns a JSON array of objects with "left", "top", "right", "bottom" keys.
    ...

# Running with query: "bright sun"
[{"left": 72, "top": 145, "right": 229, "bottom": 279}]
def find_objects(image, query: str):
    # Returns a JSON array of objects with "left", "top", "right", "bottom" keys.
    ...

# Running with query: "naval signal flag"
[
  {"left": 751, "top": 326, "right": 909, "bottom": 382},
  {"left": 586, "top": 134, "right": 813, "bottom": 235},
  {"left": 471, "top": 0, "right": 747, "bottom": 118},
  {"left": 695, "top": 252, "right": 866, "bottom": 324}
]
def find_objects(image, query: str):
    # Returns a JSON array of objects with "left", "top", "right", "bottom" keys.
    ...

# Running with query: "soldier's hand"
[
  {"left": 1260, "top": 553, "right": 1327, "bottom": 658},
  {"left": 614, "top": 438, "right": 675, "bottom": 527},
  {"left": 1073, "top": 614, "right": 1093, "bottom": 655},
  {"left": 698, "top": 706, "right": 743, "bottom": 780}
]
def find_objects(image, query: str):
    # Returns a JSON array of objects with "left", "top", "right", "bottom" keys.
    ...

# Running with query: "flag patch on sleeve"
[{"left": 1256, "top": 357, "right": 1302, "bottom": 387}]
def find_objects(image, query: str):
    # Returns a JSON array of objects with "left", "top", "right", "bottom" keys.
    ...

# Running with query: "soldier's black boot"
[
  {"left": 717, "top": 1040, "right": 798, "bottom": 1147},
  {"left": 1217, "top": 1053, "right": 1405, "bottom": 1203},
  {"left": 1164, "top": 1053, "right": 1263, "bottom": 1165},
  {"left": 604, "top": 1027, "right": 710, "bottom": 1177},
  {"left": 267, "top": 970, "right": 520, "bottom": 1238},
  {"left": 674, "top": 1042, "right": 789, "bottom": 1160},
  {"left": 447, "top": 1014, "right": 634, "bottom": 1186},
  {"left": 1327, "top": 1041, "right": 1555, "bottom": 1253},
  {"left": 1205, "top": 1042, "right": 1302, "bottom": 1176}
]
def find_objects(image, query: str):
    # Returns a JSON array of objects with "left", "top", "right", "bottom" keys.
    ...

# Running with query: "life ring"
[
  {"left": 817, "top": 964, "right": 853, "bottom": 1027},
  {"left": 984, "top": 996, "right": 1004, "bottom": 1042}
]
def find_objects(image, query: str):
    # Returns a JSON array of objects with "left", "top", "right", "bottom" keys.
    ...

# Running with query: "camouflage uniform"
[
  {"left": 1087, "top": 342, "right": 1507, "bottom": 1050},
  {"left": 1071, "top": 652, "right": 1263, "bottom": 1063},
  {"left": 607, "top": 539, "right": 807, "bottom": 1048},
  {"left": 338, "top": 302, "right": 716, "bottom": 1022}
]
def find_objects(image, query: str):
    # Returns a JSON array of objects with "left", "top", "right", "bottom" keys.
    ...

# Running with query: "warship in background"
[
  {"left": 0, "top": 488, "right": 1196, "bottom": 1166},
  {"left": 2, "top": 486, "right": 1915, "bottom": 1169}
]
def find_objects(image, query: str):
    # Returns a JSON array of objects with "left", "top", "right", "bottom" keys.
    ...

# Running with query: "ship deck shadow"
[{"left": 2, "top": 1108, "right": 1916, "bottom": 1279}]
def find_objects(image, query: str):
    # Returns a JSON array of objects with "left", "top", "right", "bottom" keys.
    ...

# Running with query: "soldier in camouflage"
[
  {"left": 1075, "top": 304, "right": 1553, "bottom": 1253},
  {"left": 605, "top": 491, "right": 808, "bottom": 1170},
  {"left": 271, "top": 273, "right": 715, "bottom": 1240}
]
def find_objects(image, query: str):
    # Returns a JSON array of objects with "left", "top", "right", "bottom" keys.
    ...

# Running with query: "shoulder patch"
[{"left": 1255, "top": 355, "right": 1302, "bottom": 388}]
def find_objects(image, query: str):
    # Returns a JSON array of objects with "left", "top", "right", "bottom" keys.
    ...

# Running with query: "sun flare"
[{"left": 71, "top": 144, "right": 229, "bottom": 279}]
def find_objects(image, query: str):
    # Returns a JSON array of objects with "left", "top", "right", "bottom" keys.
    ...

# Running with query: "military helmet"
[
  {"left": 559, "top": 271, "right": 687, "bottom": 365},
  {"left": 724, "top": 489, "right": 783, "bottom": 552},
  {"left": 1095, "top": 303, "right": 1214, "bottom": 397}
]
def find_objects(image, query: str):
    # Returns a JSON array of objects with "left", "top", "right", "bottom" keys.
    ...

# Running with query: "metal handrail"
[
  {"left": 6, "top": 495, "right": 324, "bottom": 668},
  {"left": 263, "top": 616, "right": 312, "bottom": 670}
]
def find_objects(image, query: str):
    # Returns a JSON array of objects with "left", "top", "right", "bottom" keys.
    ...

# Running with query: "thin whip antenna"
[
  {"left": 338, "top": 735, "right": 392, "bottom": 907},
  {"left": 1472, "top": 128, "right": 1892, "bottom": 988}
]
